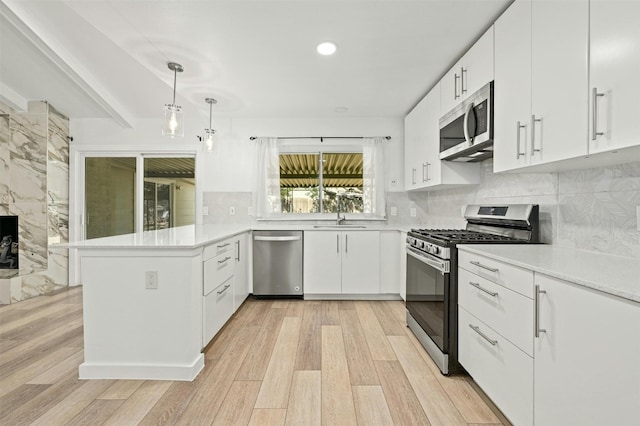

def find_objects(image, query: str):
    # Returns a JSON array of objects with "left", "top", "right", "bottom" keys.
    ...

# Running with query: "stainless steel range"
[{"left": 406, "top": 204, "right": 539, "bottom": 375}]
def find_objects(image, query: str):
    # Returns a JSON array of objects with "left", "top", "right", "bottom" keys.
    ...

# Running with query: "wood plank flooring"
[{"left": 0, "top": 287, "right": 506, "bottom": 425}]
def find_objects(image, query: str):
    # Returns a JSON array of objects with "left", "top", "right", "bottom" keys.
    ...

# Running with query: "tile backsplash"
[{"left": 203, "top": 160, "right": 640, "bottom": 258}]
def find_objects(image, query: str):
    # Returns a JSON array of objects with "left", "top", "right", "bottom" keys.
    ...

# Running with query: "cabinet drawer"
[
  {"left": 203, "top": 251, "right": 235, "bottom": 295},
  {"left": 203, "top": 238, "right": 235, "bottom": 262},
  {"left": 458, "top": 250, "right": 534, "bottom": 298},
  {"left": 203, "top": 276, "right": 234, "bottom": 346},
  {"left": 459, "top": 307, "right": 533, "bottom": 426},
  {"left": 458, "top": 268, "right": 534, "bottom": 356}
]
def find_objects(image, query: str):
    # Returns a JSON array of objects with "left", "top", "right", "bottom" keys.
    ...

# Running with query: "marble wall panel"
[
  {"left": 13, "top": 201, "right": 48, "bottom": 274},
  {"left": 9, "top": 111, "right": 47, "bottom": 205},
  {"left": 1, "top": 114, "right": 9, "bottom": 206}
]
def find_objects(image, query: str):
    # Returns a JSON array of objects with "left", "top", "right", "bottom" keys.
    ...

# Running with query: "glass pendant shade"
[
  {"left": 163, "top": 104, "right": 184, "bottom": 137},
  {"left": 162, "top": 62, "right": 184, "bottom": 138},
  {"left": 204, "top": 128, "right": 216, "bottom": 151}
]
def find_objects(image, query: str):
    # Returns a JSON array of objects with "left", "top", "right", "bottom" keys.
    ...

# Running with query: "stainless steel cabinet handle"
[
  {"left": 469, "top": 324, "right": 497, "bottom": 346},
  {"left": 217, "top": 284, "right": 231, "bottom": 295},
  {"left": 412, "top": 168, "right": 416, "bottom": 185},
  {"left": 218, "top": 256, "right": 231, "bottom": 264},
  {"left": 535, "top": 285, "right": 547, "bottom": 338},
  {"left": 592, "top": 87, "right": 605, "bottom": 140},
  {"left": 516, "top": 121, "right": 526, "bottom": 158},
  {"left": 422, "top": 163, "right": 427, "bottom": 182},
  {"left": 336, "top": 234, "right": 339, "bottom": 253},
  {"left": 469, "top": 260, "right": 499, "bottom": 272},
  {"left": 235, "top": 240, "right": 240, "bottom": 262},
  {"left": 345, "top": 234, "right": 348, "bottom": 253},
  {"left": 454, "top": 73, "right": 460, "bottom": 99},
  {"left": 217, "top": 243, "right": 230, "bottom": 249},
  {"left": 254, "top": 236, "right": 301, "bottom": 242},
  {"left": 531, "top": 115, "right": 541, "bottom": 154},
  {"left": 426, "top": 162, "right": 431, "bottom": 181},
  {"left": 469, "top": 281, "right": 498, "bottom": 297},
  {"left": 461, "top": 67, "right": 467, "bottom": 94}
]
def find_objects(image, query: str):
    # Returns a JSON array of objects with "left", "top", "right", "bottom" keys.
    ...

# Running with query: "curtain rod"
[{"left": 249, "top": 136, "right": 391, "bottom": 141}]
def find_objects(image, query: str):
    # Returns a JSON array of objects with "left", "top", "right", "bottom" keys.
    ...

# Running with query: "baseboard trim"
[
  {"left": 304, "top": 293, "right": 402, "bottom": 301},
  {"left": 78, "top": 354, "right": 205, "bottom": 381}
]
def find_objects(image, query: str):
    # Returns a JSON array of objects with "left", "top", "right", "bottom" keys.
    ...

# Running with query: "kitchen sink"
[{"left": 312, "top": 225, "right": 367, "bottom": 229}]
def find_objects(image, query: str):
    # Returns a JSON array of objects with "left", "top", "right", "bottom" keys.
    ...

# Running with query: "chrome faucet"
[{"left": 336, "top": 194, "right": 346, "bottom": 225}]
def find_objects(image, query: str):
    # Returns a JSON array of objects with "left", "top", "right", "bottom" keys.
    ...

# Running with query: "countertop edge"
[{"left": 457, "top": 245, "right": 640, "bottom": 304}]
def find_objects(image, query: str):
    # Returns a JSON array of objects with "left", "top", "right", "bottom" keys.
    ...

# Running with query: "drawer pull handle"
[
  {"left": 217, "top": 243, "right": 231, "bottom": 249},
  {"left": 469, "top": 281, "right": 498, "bottom": 297},
  {"left": 469, "top": 324, "right": 498, "bottom": 346},
  {"left": 218, "top": 256, "right": 231, "bottom": 264},
  {"left": 535, "top": 285, "right": 547, "bottom": 338},
  {"left": 469, "top": 260, "right": 499, "bottom": 272},
  {"left": 217, "top": 284, "right": 231, "bottom": 295}
]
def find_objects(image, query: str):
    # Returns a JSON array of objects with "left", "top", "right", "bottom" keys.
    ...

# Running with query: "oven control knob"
[{"left": 431, "top": 246, "right": 440, "bottom": 255}]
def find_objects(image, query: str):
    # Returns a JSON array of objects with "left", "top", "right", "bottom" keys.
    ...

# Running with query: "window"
[{"left": 279, "top": 152, "right": 363, "bottom": 214}]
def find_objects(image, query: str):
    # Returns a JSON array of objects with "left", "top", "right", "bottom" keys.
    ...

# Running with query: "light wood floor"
[{"left": 0, "top": 287, "right": 507, "bottom": 425}]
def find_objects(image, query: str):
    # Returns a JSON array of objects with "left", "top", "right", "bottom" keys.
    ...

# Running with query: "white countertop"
[
  {"left": 64, "top": 224, "right": 403, "bottom": 249},
  {"left": 457, "top": 244, "right": 640, "bottom": 303}
]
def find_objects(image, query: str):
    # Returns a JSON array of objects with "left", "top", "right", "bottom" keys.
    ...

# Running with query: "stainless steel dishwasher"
[{"left": 252, "top": 230, "right": 303, "bottom": 298}]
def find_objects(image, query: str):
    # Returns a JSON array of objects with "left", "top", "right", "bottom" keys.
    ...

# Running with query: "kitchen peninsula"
[{"left": 68, "top": 225, "right": 251, "bottom": 381}]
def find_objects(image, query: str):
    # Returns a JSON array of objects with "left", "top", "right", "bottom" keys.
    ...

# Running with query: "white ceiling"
[{"left": 0, "top": 0, "right": 512, "bottom": 124}]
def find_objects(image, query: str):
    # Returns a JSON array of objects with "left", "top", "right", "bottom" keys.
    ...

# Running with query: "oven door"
[{"left": 405, "top": 247, "right": 450, "bottom": 354}]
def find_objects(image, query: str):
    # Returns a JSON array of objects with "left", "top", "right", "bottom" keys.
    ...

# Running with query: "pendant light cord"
[{"left": 172, "top": 68, "right": 177, "bottom": 105}]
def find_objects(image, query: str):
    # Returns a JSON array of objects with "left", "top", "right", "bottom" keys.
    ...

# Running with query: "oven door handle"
[{"left": 406, "top": 247, "right": 449, "bottom": 273}]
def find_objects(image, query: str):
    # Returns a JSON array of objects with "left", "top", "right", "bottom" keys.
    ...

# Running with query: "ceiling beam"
[
  {"left": 0, "top": 0, "right": 135, "bottom": 128},
  {"left": 0, "top": 82, "right": 27, "bottom": 111}
]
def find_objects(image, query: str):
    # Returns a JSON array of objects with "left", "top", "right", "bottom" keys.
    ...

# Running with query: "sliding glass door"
[{"left": 83, "top": 155, "right": 195, "bottom": 239}]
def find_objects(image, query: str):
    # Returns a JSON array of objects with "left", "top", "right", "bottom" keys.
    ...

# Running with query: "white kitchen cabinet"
[
  {"left": 458, "top": 250, "right": 535, "bottom": 425},
  {"left": 404, "top": 83, "right": 480, "bottom": 191},
  {"left": 441, "top": 26, "right": 495, "bottom": 115},
  {"left": 589, "top": 0, "right": 640, "bottom": 154},
  {"left": 233, "top": 232, "right": 249, "bottom": 311},
  {"left": 379, "top": 231, "right": 401, "bottom": 295},
  {"left": 533, "top": 274, "right": 640, "bottom": 426},
  {"left": 303, "top": 231, "right": 380, "bottom": 295},
  {"left": 494, "top": 0, "right": 589, "bottom": 172},
  {"left": 202, "top": 236, "right": 237, "bottom": 346}
]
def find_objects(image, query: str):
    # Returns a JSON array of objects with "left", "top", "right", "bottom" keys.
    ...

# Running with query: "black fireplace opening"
[{"left": 0, "top": 216, "right": 18, "bottom": 270}]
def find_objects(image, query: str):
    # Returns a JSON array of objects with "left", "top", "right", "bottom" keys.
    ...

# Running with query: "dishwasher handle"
[{"left": 254, "top": 235, "right": 302, "bottom": 242}]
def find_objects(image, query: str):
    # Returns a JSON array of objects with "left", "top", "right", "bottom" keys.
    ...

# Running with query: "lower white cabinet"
[
  {"left": 304, "top": 231, "right": 380, "bottom": 295},
  {"left": 233, "top": 233, "right": 249, "bottom": 311},
  {"left": 203, "top": 276, "right": 234, "bottom": 346},
  {"left": 459, "top": 249, "right": 640, "bottom": 425},
  {"left": 458, "top": 307, "right": 533, "bottom": 426},
  {"left": 534, "top": 274, "right": 640, "bottom": 426}
]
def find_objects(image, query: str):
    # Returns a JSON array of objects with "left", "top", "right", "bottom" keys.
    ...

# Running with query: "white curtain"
[
  {"left": 255, "top": 137, "right": 281, "bottom": 217},
  {"left": 362, "top": 136, "right": 389, "bottom": 218}
]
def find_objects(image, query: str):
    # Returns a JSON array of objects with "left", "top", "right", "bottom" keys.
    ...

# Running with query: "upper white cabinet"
[
  {"left": 589, "top": 0, "right": 640, "bottom": 154},
  {"left": 494, "top": 0, "right": 589, "bottom": 172},
  {"left": 534, "top": 274, "right": 640, "bottom": 425},
  {"left": 404, "top": 83, "right": 480, "bottom": 191},
  {"left": 441, "top": 27, "right": 495, "bottom": 115},
  {"left": 304, "top": 231, "right": 380, "bottom": 295}
]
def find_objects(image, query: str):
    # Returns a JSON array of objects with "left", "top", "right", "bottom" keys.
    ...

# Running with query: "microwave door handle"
[{"left": 463, "top": 102, "right": 474, "bottom": 144}]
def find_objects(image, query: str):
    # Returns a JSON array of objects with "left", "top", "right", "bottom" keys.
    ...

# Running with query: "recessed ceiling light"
[
  {"left": 317, "top": 42, "right": 337, "bottom": 56},
  {"left": 334, "top": 107, "right": 348, "bottom": 113}
]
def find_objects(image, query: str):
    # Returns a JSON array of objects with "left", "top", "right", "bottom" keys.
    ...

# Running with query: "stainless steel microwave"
[{"left": 439, "top": 81, "right": 494, "bottom": 162}]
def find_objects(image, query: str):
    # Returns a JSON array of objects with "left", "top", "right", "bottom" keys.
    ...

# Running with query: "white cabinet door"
[
  {"left": 341, "top": 231, "right": 380, "bottom": 294},
  {"left": 404, "top": 93, "right": 430, "bottom": 190},
  {"left": 460, "top": 26, "right": 494, "bottom": 100},
  {"left": 303, "top": 231, "right": 341, "bottom": 294},
  {"left": 440, "top": 59, "right": 463, "bottom": 115},
  {"left": 233, "top": 233, "right": 249, "bottom": 311},
  {"left": 589, "top": 0, "right": 640, "bottom": 154},
  {"left": 534, "top": 274, "right": 640, "bottom": 425},
  {"left": 493, "top": 0, "right": 532, "bottom": 172},
  {"left": 379, "top": 231, "right": 400, "bottom": 295},
  {"left": 530, "top": 0, "right": 589, "bottom": 165},
  {"left": 421, "top": 84, "right": 442, "bottom": 187}
]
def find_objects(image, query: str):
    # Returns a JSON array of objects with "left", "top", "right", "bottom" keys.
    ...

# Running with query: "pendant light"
[
  {"left": 203, "top": 98, "right": 217, "bottom": 150},
  {"left": 162, "top": 62, "right": 184, "bottom": 137}
]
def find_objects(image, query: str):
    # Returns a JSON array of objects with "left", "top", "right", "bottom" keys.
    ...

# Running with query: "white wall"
[{"left": 70, "top": 114, "right": 405, "bottom": 206}]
